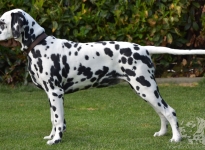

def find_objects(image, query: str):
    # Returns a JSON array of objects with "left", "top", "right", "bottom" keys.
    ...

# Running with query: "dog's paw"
[
  {"left": 47, "top": 139, "right": 61, "bottom": 145},
  {"left": 170, "top": 135, "right": 181, "bottom": 143},
  {"left": 153, "top": 131, "right": 166, "bottom": 137},
  {"left": 43, "top": 135, "right": 54, "bottom": 140}
]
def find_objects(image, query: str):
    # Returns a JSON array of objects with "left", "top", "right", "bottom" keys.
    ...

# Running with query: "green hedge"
[{"left": 0, "top": 0, "right": 204, "bottom": 84}]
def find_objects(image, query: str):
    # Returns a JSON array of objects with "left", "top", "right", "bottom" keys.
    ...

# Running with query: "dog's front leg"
[
  {"left": 43, "top": 106, "right": 55, "bottom": 140},
  {"left": 44, "top": 99, "right": 67, "bottom": 141},
  {"left": 45, "top": 89, "right": 65, "bottom": 145}
]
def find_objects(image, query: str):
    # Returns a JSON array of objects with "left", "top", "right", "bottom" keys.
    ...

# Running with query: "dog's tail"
[{"left": 144, "top": 46, "right": 205, "bottom": 55}]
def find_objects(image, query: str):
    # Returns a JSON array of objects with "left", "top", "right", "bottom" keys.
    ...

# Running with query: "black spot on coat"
[
  {"left": 146, "top": 50, "right": 149, "bottom": 55},
  {"left": 90, "top": 77, "right": 97, "bottom": 82},
  {"left": 74, "top": 43, "right": 78, "bottom": 47},
  {"left": 121, "top": 57, "right": 127, "bottom": 64},
  {"left": 120, "top": 48, "right": 132, "bottom": 57},
  {"left": 50, "top": 54, "right": 62, "bottom": 82},
  {"left": 134, "top": 45, "right": 139, "bottom": 50},
  {"left": 115, "top": 44, "right": 120, "bottom": 50},
  {"left": 161, "top": 99, "right": 168, "bottom": 108},
  {"left": 32, "top": 21, "right": 35, "bottom": 26},
  {"left": 59, "top": 132, "right": 63, "bottom": 138},
  {"left": 77, "top": 64, "right": 93, "bottom": 79},
  {"left": 154, "top": 90, "right": 159, "bottom": 98},
  {"left": 77, "top": 47, "right": 82, "bottom": 51},
  {"left": 121, "top": 67, "right": 125, "bottom": 72},
  {"left": 96, "top": 52, "right": 100, "bottom": 56},
  {"left": 52, "top": 92, "right": 58, "bottom": 97},
  {"left": 48, "top": 79, "right": 54, "bottom": 90},
  {"left": 85, "top": 55, "right": 89, "bottom": 60},
  {"left": 61, "top": 55, "right": 70, "bottom": 78},
  {"left": 133, "top": 53, "right": 153, "bottom": 68},
  {"left": 37, "top": 58, "right": 43, "bottom": 73},
  {"left": 95, "top": 66, "right": 109, "bottom": 81},
  {"left": 31, "top": 50, "right": 41, "bottom": 58},
  {"left": 43, "top": 81, "right": 49, "bottom": 92},
  {"left": 64, "top": 42, "right": 72, "bottom": 49},
  {"left": 104, "top": 48, "right": 113, "bottom": 57},
  {"left": 136, "top": 76, "right": 151, "bottom": 87},
  {"left": 52, "top": 106, "right": 56, "bottom": 111},
  {"left": 128, "top": 57, "right": 133, "bottom": 65},
  {"left": 63, "top": 82, "right": 74, "bottom": 90},
  {"left": 125, "top": 69, "right": 136, "bottom": 76}
]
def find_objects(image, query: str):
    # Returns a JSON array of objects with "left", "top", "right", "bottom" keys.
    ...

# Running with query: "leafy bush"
[{"left": 0, "top": 0, "right": 204, "bottom": 84}]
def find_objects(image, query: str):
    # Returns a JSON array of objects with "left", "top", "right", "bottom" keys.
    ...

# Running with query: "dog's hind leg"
[
  {"left": 150, "top": 106, "right": 168, "bottom": 137},
  {"left": 128, "top": 76, "right": 181, "bottom": 142},
  {"left": 44, "top": 88, "right": 65, "bottom": 145}
]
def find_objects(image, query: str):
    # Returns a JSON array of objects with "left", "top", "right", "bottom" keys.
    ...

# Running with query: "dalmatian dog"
[{"left": 1, "top": 9, "right": 205, "bottom": 145}]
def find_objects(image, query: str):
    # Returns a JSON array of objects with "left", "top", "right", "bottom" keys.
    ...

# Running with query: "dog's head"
[{"left": 0, "top": 9, "right": 45, "bottom": 50}]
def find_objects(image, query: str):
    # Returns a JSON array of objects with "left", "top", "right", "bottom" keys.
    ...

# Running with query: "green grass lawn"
[{"left": 1, "top": 82, "right": 205, "bottom": 149}]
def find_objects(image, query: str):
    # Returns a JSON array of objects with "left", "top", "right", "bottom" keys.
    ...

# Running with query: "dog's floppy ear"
[{"left": 11, "top": 12, "right": 24, "bottom": 39}]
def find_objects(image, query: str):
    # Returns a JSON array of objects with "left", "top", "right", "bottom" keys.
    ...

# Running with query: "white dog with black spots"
[{"left": 1, "top": 9, "right": 205, "bottom": 145}]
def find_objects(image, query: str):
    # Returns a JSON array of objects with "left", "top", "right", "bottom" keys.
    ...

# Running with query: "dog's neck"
[
  {"left": 24, "top": 32, "right": 48, "bottom": 55},
  {"left": 13, "top": 11, "right": 45, "bottom": 52},
  {"left": 20, "top": 31, "right": 45, "bottom": 51},
  {"left": 18, "top": 29, "right": 46, "bottom": 52}
]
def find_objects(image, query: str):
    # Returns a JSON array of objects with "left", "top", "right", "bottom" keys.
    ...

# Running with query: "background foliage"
[{"left": 0, "top": 0, "right": 205, "bottom": 84}]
